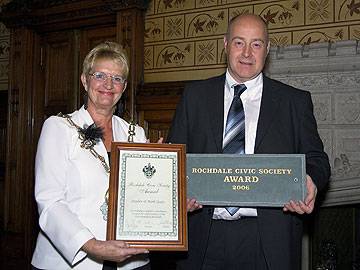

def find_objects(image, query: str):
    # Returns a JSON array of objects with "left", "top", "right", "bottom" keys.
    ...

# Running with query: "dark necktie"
[{"left": 223, "top": 84, "right": 247, "bottom": 215}]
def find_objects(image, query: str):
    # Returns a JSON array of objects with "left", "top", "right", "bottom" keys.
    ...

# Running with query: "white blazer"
[{"left": 31, "top": 107, "right": 149, "bottom": 270}]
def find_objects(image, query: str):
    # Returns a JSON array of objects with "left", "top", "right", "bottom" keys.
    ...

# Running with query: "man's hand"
[
  {"left": 283, "top": 174, "right": 318, "bottom": 214},
  {"left": 82, "top": 238, "right": 148, "bottom": 262},
  {"left": 187, "top": 198, "right": 203, "bottom": 212}
]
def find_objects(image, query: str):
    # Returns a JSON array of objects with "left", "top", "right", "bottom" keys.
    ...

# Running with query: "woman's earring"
[{"left": 83, "top": 92, "right": 88, "bottom": 110}]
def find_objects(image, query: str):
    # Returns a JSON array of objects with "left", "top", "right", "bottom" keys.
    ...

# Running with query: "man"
[{"left": 167, "top": 14, "right": 330, "bottom": 270}]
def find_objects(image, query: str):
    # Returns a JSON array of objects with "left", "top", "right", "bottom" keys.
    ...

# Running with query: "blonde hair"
[{"left": 82, "top": 41, "right": 129, "bottom": 78}]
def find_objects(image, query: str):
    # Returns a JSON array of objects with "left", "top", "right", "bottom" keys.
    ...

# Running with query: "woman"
[{"left": 31, "top": 42, "right": 150, "bottom": 270}]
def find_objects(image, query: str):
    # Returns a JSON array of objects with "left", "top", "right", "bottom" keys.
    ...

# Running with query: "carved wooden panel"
[
  {"left": 2, "top": 28, "right": 37, "bottom": 269},
  {"left": 41, "top": 31, "right": 77, "bottom": 117},
  {"left": 0, "top": 1, "right": 149, "bottom": 269},
  {"left": 5, "top": 28, "right": 30, "bottom": 233},
  {"left": 117, "top": 8, "right": 146, "bottom": 121},
  {"left": 0, "top": 91, "right": 7, "bottom": 228},
  {"left": 137, "top": 81, "right": 184, "bottom": 142}
]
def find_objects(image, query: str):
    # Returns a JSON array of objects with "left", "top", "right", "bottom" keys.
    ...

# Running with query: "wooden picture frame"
[{"left": 107, "top": 142, "right": 187, "bottom": 251}]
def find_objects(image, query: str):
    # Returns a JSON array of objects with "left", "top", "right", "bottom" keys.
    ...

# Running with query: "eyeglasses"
[{"left": 89, "top": 71, "right": 126, "bottom": 85}]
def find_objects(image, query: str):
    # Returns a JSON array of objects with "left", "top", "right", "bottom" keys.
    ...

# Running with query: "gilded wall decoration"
[
  {"left": 145, "top": 0, "right": 360, "bottom": 82},
  {"left": 155, "top": 0, "right": 194, "bottom": 14},
  {"left": 350, "top": 25, "right": 360, "bottom": 39},
  {"left": 196, "top": 0, "right": 217, "bottom": 8},
  {"left": 196, "top": 40, "right": 217, "bottom": 65},
  {"left": 218, "top": 38, "right": 226, "bottom": 64},
  {"left": 306, "top": 0, "right": 333, "bottom": 24},
  {"left": 144, "top": 47, "right": 154, "bottom": 70},
  {"left": 165, "top": 15, "right": 184, "bottom": 40},
  {"left": 336, "top": 0, "right": 360, "bottom": 21},
  {"left": 186, "top": 10, "right": 227, "bottom": 38},
  {"left": 255, "top": 0, "right": 304, "bottom": 28},
  {"left": 145, "top": 18, "right": 163, "bottom": 42},
  {"left": 229, "top": 6, "right": 253, "bottom": 19},
  {"left": 220, "top": 0, "right": 251, "bottom": 3},
  {"left": 294, "top": 27, "right": 347, "bottom": 44},
  {"left": 269, "top": 32, "right": 291, "bottom": 46},
  {"left": 154, "top": 42, "right": 193, "bottom": 68}
]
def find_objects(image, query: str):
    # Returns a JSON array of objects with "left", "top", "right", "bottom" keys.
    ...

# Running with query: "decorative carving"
[
  {"left": 198, "top": 0, "right": 217, "bottom": 8},
  {"left": 155, "top": 44, "right": 191, "bottom": 67},
  {"left": 120, "top": 13, "right": 133, "bottom": 50},
  {"left": 165, "top": 16, "right": 184, "bottom": 39},
  {"left": 186, "top": 11, "right": 226, "bottom": 37},
  {"left": 318, "top": 129, "right": 332, "bottom": 161},
  {"left": 0, "top": 23, "right": 9, "bottom": 35},
  {"left": 145, "top": 19, "right": 163, "bottom": 41},
  {"left": 329, "top": 72, "right": 360, "bottom": 87},
  {"left": 155, "top": 0, "right": 193, "bottom": 14},
  {"left": 0, "top": 61, "right": 9, "bottom": 79},
  {"left": 336, "top": 94, "right": 360, "bottom": 123},
  {"left": 1, "top": 0, "right": 149, "bottom": 11},
  {"left": 258, "top": 1, "right": 301, "bottom": 27},
  {"left": 0, "top": 4, "right": 110, "bottom": 28},
  {"left": 270, "top": 74, "right": 329, "bottom": 90},
  {"left": 298, "top": 29, "right": 344, "bottom": 45},
  {"left": 332, "top": 153, "right": 360, "bottom": 179},
  {"left": 196, "top": 40, "right": 216, "bottom": 64},
  {"left": 0, "top": 39, "right": 9, "bottom": 58},
  {"left": 307, "top": 0, "right": 331, "bottom": 23},
  {"left": 269, "top": 34, "right": 291, "bottom": 47},
  {"left": 337, "top": 0, "right": 360, "bottom": 20},
  {"left": 103, "top": 0, "right": 149, "bottom": 11},
  {"left": 144, "top": 46, "right": 153, "bottom": 69},
  {"left": 0, "top": 0, "right": 149, "bottom": 28},
  {"left": 313, "top": 100, "right": 330, "bottom": 122},
  {"left": 315, "top": 240, "right": 337, "bottom": 270},
  {"left": 229, "top": 6, "right": 251, "bottom": 20}
]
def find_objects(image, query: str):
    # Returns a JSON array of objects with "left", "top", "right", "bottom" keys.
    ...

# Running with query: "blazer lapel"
[
  {"left": 254, "top": 76, "right": 281, "bottom": 152},
  {"left": 207, "top": 75, "right": 226, "bottom": 152}
]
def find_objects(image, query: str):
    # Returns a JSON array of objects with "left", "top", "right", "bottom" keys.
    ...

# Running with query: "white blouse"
[{"left": 31, "top": 106, "right": 149, "bottom": 270}]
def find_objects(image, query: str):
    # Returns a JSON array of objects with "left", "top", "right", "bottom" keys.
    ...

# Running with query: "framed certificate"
[{"left": 107, "top": 142, "right": 187, "bottom": 251}]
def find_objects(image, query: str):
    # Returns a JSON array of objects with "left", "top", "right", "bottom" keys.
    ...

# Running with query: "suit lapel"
[
  {"left": 254, "top": 76, "right": 281, "bottom": 152},
  {"left": 207, "top": 75, "right": 226, "bottom": 152}
]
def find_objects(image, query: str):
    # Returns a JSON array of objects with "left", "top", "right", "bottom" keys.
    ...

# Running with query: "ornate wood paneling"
[
  {"left": 0, "top": 91, "right": 7, "bottom": 227},
  {"left": 137, "top": 81, "right": 184, "bottom": 142},
  {"left": 0, "top": 1, "right": 149, "bottom": 269},
  {"left": 2, "top": 27, "right": 36, "bottom": 269},
  {"left": 42, "top": 31, "right": 77, "bottom": 116}
]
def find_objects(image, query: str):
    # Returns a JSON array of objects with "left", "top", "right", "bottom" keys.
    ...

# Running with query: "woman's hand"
[
  {"left": 146, "top": 137, "right": 164, "bottom": 143},
  {"left": 82, "top": 238, "right": 148, "bottom": 262}
]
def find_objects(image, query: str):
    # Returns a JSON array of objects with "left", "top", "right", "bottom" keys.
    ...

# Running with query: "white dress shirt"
[
  {"left": 31, "top": 106, "right": 149, "bottom": 269},
  {"left": 213, "top": 70, "right": 263, "bottom": 220}
]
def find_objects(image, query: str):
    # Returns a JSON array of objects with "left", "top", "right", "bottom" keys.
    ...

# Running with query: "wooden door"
[{"left": 0, "top": 1, "right": 148, "bottom": 268}]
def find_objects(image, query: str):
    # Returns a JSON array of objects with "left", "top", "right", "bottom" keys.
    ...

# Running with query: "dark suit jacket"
[{"left": 167, "top": 74, "right": 330, "bottom": 270}]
